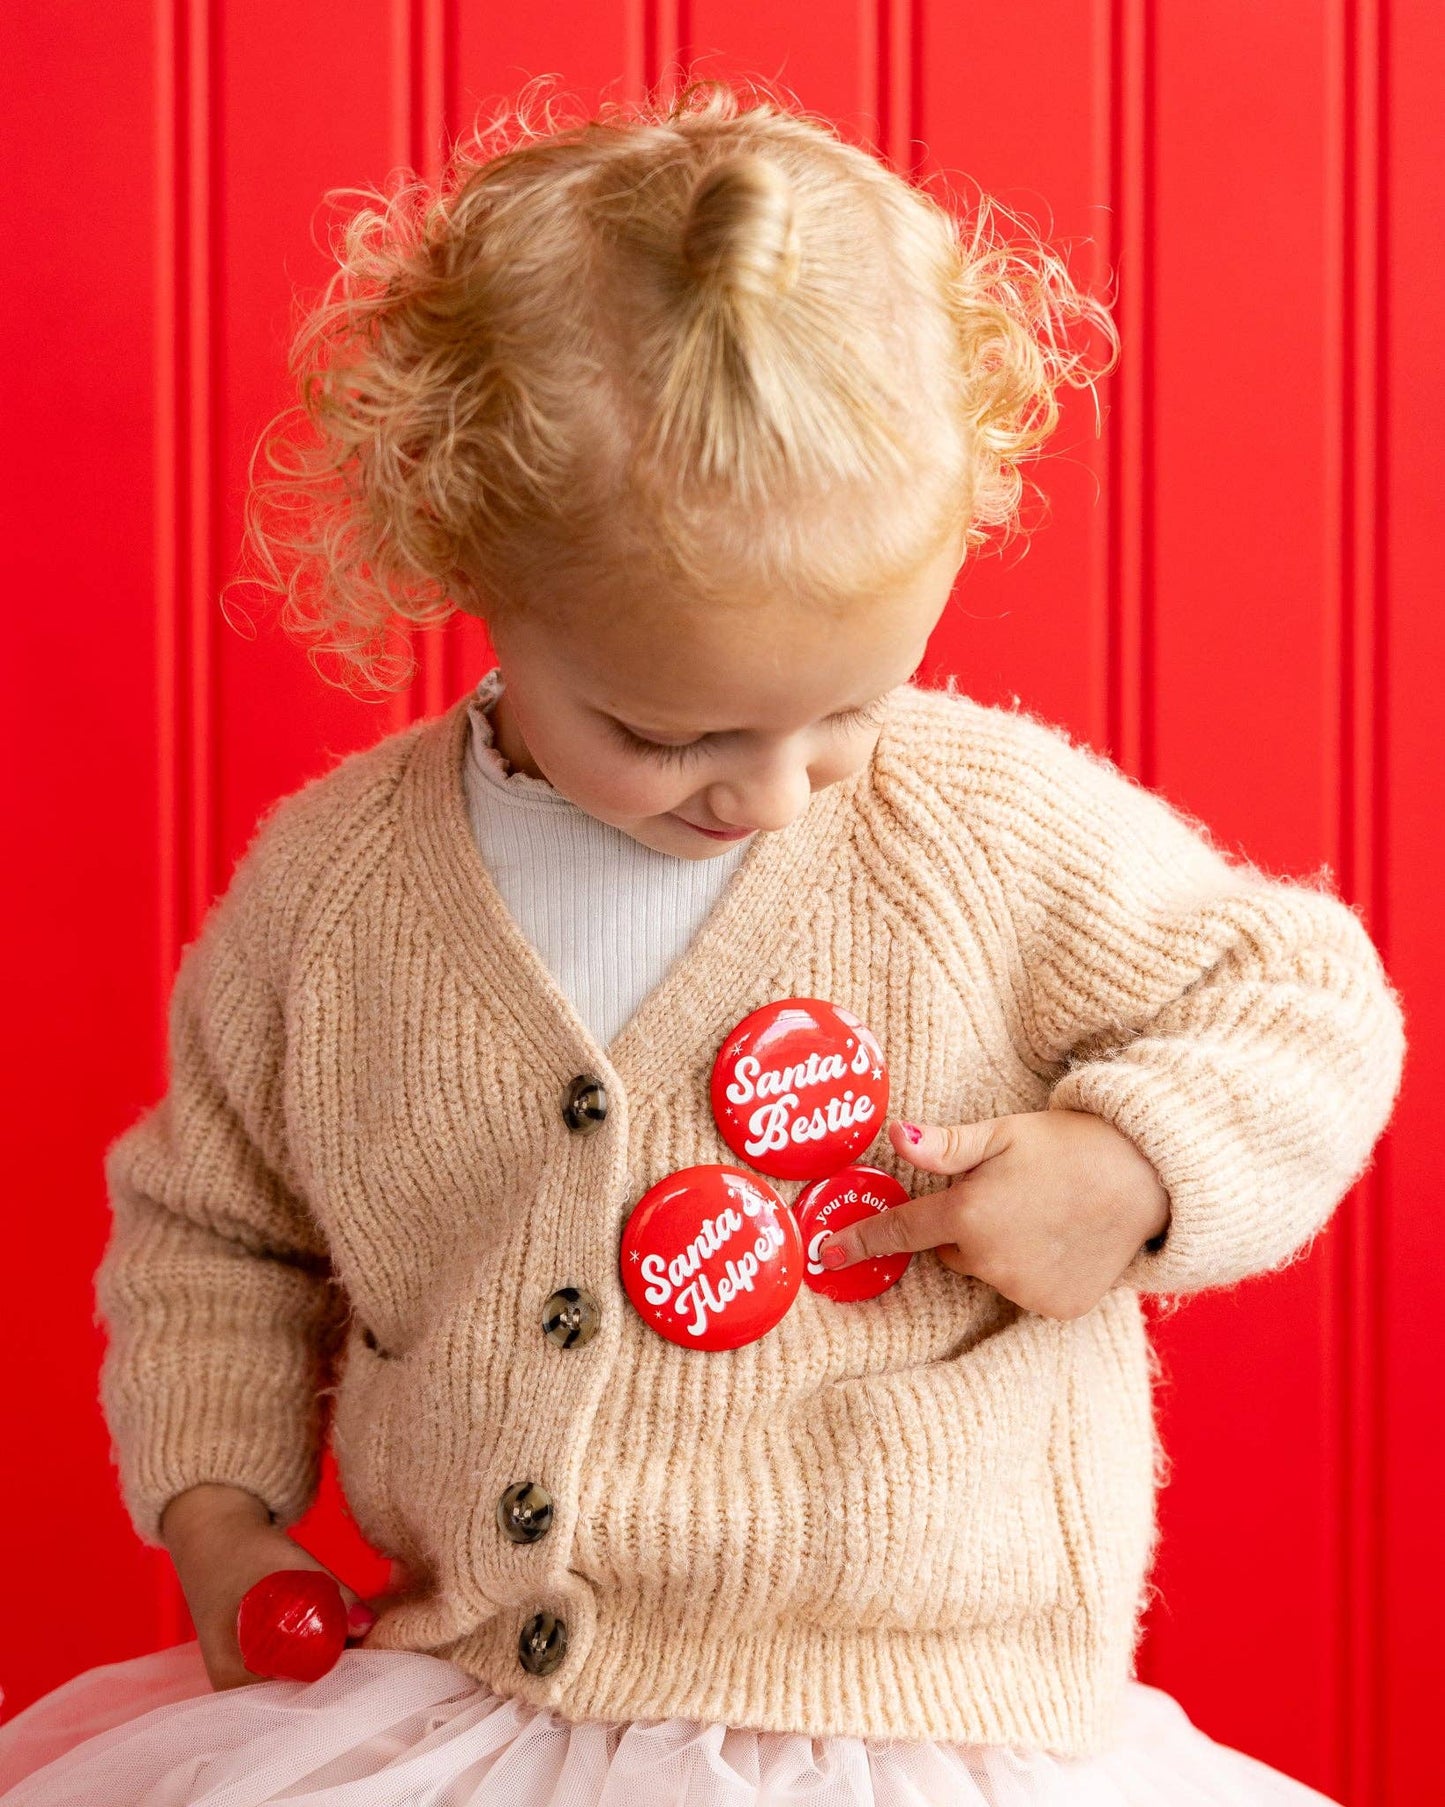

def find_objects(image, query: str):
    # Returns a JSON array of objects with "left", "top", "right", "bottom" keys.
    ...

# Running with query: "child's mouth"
[{"left": 670, "top": 814, "right": 754, "bottom": 842}]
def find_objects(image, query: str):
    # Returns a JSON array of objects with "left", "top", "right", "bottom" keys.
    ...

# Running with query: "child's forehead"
[
  {"left": 505, "top": 535, "right": 955, "bottom": 730},
  {"left": 588, "top": 643, "right": 907, "bottom": 735}
]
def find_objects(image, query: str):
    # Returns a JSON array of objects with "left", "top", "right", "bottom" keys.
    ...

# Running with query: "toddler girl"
[{"left": 0, "top": 78, "right": 1405, "bottom": 1807}]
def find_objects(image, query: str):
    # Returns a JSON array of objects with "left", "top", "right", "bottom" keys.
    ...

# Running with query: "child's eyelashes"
[
  {"left": 604, "top": 718, "right": 707, "bottom": 766},
  {"left": 828, "top": 697, "right": 890, "bottom": 733},
  {"left": 604, "top": 696, "right": 889, "bottom": 766}
]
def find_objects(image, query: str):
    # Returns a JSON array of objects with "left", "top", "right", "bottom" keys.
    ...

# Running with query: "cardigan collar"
[{"left": 397, "top": 682, "right": 893, "bottom": 1099}]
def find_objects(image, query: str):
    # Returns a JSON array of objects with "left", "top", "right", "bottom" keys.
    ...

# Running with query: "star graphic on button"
[{"left": 630, "top": 1249, "right": 640, "bottom": 1262}]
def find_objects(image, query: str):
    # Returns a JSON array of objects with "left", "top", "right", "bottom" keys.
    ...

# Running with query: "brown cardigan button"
[
  {"left": 518, "top": 1609, "right": 567, "bottom": 1675},
  {"left": 561, "top": 1073, "right": 608, "bottom": 1133},
  {"left": 498, "top": 1480, "right": 554, "bottom": 1544},
  {"left": 541, "top": 1286, "right": 600, "bottom": 1348}
]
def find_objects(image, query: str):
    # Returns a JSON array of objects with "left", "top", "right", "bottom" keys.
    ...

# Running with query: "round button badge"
[
  {"left": 794, "top": 1166, "right": 913, "bottom": 1302},
  {"left": 621, "top": 1164, "right": 803, "bottom": 1351},
  {"left": 710, "top": 997, "right": 889, "bottom": 1181}
]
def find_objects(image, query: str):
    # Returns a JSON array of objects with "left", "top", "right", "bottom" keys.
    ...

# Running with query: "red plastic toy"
[{"left": 236, "top": 1569, "right": 349, "bottom": 1682}]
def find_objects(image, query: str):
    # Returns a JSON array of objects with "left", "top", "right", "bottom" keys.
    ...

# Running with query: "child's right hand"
[{"left": 159, "top": 1482, "right": 376, "bottom": 1690}]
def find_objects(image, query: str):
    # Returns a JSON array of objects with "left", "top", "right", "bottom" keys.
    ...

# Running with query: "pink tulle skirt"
[{"left": 0, "top": 1642, "right": 1339, "bottom": 1806}]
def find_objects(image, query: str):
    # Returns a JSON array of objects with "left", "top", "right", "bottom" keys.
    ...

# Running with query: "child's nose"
[{"left": 705, "top": 761, "right": 814, "bottom": 834}]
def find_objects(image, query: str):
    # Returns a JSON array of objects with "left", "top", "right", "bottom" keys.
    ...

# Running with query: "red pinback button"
[
  {"left": 236, "top": 1569, "right": 348, "bottom": 1682},
  {"left": 710, "top": 997, "right": 889, "bottom": 1181},
  {"left": 621, "top": 1163, "right": 803, "bottom": 1351},
  {"left": 795, "top": 1166, "right": 913, "bottom": 1301}
]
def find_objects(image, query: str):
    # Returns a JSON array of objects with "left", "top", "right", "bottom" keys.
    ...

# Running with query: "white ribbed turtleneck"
[{"left": 461, "top": 666, "right": 749, "bottom": 1049}]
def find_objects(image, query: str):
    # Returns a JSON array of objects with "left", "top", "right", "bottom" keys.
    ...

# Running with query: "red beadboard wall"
[{"left": 2, "top": 3, "right": 1440, "bottom": 1801}]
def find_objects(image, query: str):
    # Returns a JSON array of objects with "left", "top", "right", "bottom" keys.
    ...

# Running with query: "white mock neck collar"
[{"left": 464, "top": 665, "right": 567, "bottom": 807}]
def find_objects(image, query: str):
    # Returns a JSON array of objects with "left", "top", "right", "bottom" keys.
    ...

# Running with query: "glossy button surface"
[
  {"left": 620, "top": 1163, "right": 802, "bottom": 1351},
  {"left": 541, "top": 1286, "right": 601, "bottom": 1348},
  {"left": 518, "top": 1609, "right": 568, "bottom": 1676},
  {"left": 561, "top": 1073, "right": 608, "bottom": 1134},
  {"left": 497, "top": 1480, "right": 554, "bottom": 1544},
  {"left": 795, "top": 1166, "right": 913, "bottom": 1301},
  {"left": 711, "top": 997, "right": 889, "bottom": 1180}
]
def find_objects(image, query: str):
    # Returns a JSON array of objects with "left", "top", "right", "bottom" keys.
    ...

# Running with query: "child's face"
[{"left": 485, "top": 536, "right": 961, "bottom": 859}]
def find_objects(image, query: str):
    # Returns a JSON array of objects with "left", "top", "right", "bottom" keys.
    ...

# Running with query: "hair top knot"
[
  {"left": 681, "top": 153, "right": 800, "bottom": 300},
  {"left": 232, "top": 77, "right": 1119, "bottom": 694}
]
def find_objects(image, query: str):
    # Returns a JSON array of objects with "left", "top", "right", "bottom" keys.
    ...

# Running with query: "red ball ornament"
[
  {"left": 236, "top": 1569, "right": 349, "bottom": 1683},
  {"left": 711, "top": 997, "right": 889, "bottom": 1181},
  {"left": 621, "top": 1163, "right": 803, "bottom": 1351},
  {"left": 794, "top": 1166, "right": 913, "bottom": 1302}
]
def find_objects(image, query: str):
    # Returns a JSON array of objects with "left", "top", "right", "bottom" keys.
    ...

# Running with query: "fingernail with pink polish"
[
  {"left": 347, "top": 1603, "right": 378, "bottom": 1637},
  {"left": 899, "top": 1122, "right": 924, "bottom": 1145},
  {"left": 820, "top": 1238, "right": 850, "bottom": 1270}
]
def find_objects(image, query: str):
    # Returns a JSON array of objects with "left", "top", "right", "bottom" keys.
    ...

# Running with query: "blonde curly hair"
[{"left": 231, "top": 75, "right": 1118, "bottom": 695}]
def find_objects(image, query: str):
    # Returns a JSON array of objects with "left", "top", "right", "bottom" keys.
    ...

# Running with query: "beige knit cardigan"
[{"left": 95, "top": 679, "right": 1406, "bottom": 1756}]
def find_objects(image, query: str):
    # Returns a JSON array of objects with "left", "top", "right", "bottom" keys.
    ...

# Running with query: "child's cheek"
[
  {"left": 548, "top": 741, "right": 693, "bottom": 823},
  {"left": 809, "top": 742, "right": 873, "bottom": 790}
]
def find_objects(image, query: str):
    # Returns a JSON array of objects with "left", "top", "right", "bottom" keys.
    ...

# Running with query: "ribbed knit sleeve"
[
  {"left": 895, "top": 690, "right": 1408, "bottom": 1301},
  {"left": 95, "top": 812, "right": 348, "bottom": 1550},
  {"left": 975, "top": 704, "right": 1408, "bottom": 1297}
]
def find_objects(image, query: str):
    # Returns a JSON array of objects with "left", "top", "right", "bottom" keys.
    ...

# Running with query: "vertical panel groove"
[
  {"left": 642, "top": 0, "right": 686, "bottom": 96},
  {"left": 1088, "top": 0, "right": 1113, "bottom": 751},
  {"left": 908, "top": 0, "right": 923, "bottom": 177},
  {"left": 1106, "top": 0, "right": 1158, "bottom": 1696},
  {"left": 643, "top": 0, "right": 658, "bottom": 93},
  {"left": 1105, "top": 0, "right": 1153, "bottom": 786},
  {"left": 873, "top": 0, "right": 915, "bottom": 172},
  {"left": 1322, "top": 3, "right": 1351, "bottom": 1784},
  {"left": 873, "top": 0, "right": 887, "bottom": 164},
  {"left": 434, "top": 0, "right": 460, "bottom": 706},
  {"left": 153, "top": 0, "right": 217, "bottom": 1645},
  {"left": 155, "top": 0, "right": 178, "bottom": 1016},
  {"left": 152, "top": 0, "right": 180, "bottom": 1653},
  {"left": 189, "top": 0, "right": 216, "bottom": 922},
  {"left": 1328, "top": 0, "right": 1387, "bottom": 1798},
  {"left": 401, "top": 0, "right": 456, "bottom": 723}
]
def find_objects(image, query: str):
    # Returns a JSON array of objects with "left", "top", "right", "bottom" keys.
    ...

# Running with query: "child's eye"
[
  {"left": 605, "top": 718, "right": 707, "bottom": 766},
  {"left": 828, "top": 697, "right": 889, "bottom": 733},
  {"left": 604, "top": 694, "right": 887, "bottom": 766}
]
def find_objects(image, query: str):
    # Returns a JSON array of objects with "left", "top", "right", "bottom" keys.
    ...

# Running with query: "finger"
[
  {"left": 344, "top": 1593, "right": 378, "bottom": 1640},
  {"left": 816, "top": 1186, "right": 965, "bottom": 1268},
  {"left": 888, "top": 1117, "right": 1011, "bottom": 1177},
  {"left": 324, "top": 1574, "right": 377, "bottom": 1642},
  {"left": 932, "top": 1241, "right": 972, "bottom": 1278}
]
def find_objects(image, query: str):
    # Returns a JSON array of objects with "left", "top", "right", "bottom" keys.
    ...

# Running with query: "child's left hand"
[{"left": 817, "top": 1112, "right": 1171, "bottom": 1320}]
